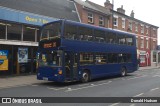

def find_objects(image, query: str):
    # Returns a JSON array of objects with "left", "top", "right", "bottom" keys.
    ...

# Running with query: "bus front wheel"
[
  {"left": 121, "top": 67, "right": 127, "bottom": 77},
  {"left": 82, "top": 71, "right": 90, "bottom": 83}
]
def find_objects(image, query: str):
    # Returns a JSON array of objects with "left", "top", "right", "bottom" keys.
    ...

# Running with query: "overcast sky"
[{"left": 83, "top": 0, "right": 160, "bottom": 45}]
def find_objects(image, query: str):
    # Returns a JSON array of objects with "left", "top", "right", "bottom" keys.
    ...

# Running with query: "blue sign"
[{"left": 0, "top": 6, "right": 57, "bottom": 26}]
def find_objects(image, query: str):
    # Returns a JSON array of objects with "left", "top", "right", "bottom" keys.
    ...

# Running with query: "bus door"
[{"left": 65, "top": 52, "right": 78, "bottom": 81}]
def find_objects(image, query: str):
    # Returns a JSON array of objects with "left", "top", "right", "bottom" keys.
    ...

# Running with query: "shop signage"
[
  {"left": 0, "top": 6, "right": 56, "bottom": 26},
  {"left": 18, "top": 48, "right": 28, "bottom": 63},
  {"left": 0, "top": 50, "right": 8, "bottom": 71}
]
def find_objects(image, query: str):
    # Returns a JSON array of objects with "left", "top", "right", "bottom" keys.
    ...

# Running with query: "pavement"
[{"left": 0, "top": 66, "right": 159, "bottom": 89}]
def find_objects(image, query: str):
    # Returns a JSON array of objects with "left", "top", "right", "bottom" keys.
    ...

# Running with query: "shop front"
[
  {"left": 0, "top": 6, "right": 56, "bottom": 76},
  {"left": 139, "top": 50, "right": 151, "bottom": 67}
]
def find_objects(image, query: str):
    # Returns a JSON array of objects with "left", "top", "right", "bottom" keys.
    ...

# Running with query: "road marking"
[
  {"left": 150, "top": 88, "right": 159, "bottom": 91},
  {"left": 0, "top": 84, "right": 32, "bottom": 90},
  {"left": 127, "top": 75, "right": 147, "bottom": 80},
  {"left": 65, "top": 81, "right": 112, "bottom": 92},
  {"left": 134, "top": 93, "right": 144, "bottom": 97},
  {"left": 130, "top": 104, "right": 135, "bottom": 106},
  {"left": 109, "top": 103, "right": 119, "bottom": 106},
  {"left": 78, "top": 83, "right": 89, "bottom": 87},
  {"left": 47, "top": 87, "right": 67, "bottom": 91},
  {"left": 153, "top": 75, "right": 160, "bottom": 77},
  {"left": 31, "top": 85, "right": 38, "bottom": 86}
]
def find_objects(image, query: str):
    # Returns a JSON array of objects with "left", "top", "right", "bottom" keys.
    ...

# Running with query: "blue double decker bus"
[{"left": 37, "top": 19, "right": 138, "bottom": 83}]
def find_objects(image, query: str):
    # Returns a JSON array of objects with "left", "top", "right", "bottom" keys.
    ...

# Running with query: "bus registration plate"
[{"left": 43, "top": 77, "right": 48, "bottom": 81}]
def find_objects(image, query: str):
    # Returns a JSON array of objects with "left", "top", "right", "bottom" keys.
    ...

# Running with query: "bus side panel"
[{"left": 79, "top": 64, "right": 121, "bottom": 79}]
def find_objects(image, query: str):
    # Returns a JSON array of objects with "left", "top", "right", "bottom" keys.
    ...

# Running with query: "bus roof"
[{"left": 43, "top": 19, "right": 136, "bottom": 37}]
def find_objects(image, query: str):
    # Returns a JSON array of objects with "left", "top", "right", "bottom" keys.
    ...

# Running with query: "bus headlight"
[{"left": 58, "top": 70, "right": 62, "bottom": 75}]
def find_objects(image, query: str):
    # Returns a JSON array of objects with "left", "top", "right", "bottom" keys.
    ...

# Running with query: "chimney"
[
  {"left": 130, "top": 10, "right": 134, "bottom": 18},
  {"left": 104, "top": 0, "right": 113, "bottom": 10},
  {"left": 117, "top": 5, "right": 125, "bottom": 14}
]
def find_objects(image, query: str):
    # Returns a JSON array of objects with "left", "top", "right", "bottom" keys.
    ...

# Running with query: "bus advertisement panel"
[{"left": 0, "top": 50, "right": 8, "bottom": 71}]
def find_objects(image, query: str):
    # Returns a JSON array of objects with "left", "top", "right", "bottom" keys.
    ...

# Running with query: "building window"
[
  {"left": 99, "top": 16, "right": 104, "bottom": 26},
  {"left": 140, "top": 38, "right": 144, "bottom": 48},
  {"left": 122, "top": 18, "right": 125, "bottom": 29},
  {"left": 128, "top": 21, "right": 132, "bottom": 31},
  {"left": 153, "top": 29, "right": 156, "bottom": 37},
  {"left": 7, "top": 23, "right": 22, "bottom": 40},
  {"left": 88, "top": 13, "right": 93, "bottom": 24},
  {"left": 113, "top": 17, "right": 118, "bottom": 26},
  {"left": 136, "top": 38, "right": 138, "bottom": 48},
  {"left": 146, "top": 26, "right": 149, "bottom": 35},
  {"left": 153, "top": 52, "right": 157, "bottom": 62},
  {"left": 146, "top": 39, "right": 149, "bottom": 49},
  {"left": 153, "top": 41, "right": 156, "bottom": 50},
  {"left": 135, "top": 23, "right": 138, "bottom": 32},
  {"left": 23, "top": 26, "right": 37, "bottom": 42},
  {"left": 141, "top": 24, "right": 144, "bottom": 34},
  {"left": 0, "top": 22, "right": 6, "bottom": 39}
]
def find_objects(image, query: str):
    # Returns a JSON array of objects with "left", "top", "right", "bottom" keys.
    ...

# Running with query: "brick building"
[{"left": 75, "top": 0, "right": 159, "bottom": 67}]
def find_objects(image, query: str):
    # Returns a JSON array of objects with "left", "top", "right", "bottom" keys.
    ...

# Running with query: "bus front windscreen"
[
  {"left": 41, "top": 22, "right": 61, "bottom": 40},
  {"left": 38, "top": 50, "right": 62, "bottom": 67}
]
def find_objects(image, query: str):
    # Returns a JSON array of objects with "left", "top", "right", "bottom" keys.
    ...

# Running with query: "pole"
[{"left": 112, "top": 0, "right": 114, "bottom": 29}]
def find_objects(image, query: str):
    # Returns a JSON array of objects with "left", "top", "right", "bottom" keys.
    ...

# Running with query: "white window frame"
[
  {"left": 128, "top": 21, "right": 132, "bottom": 31},
  {"left": 153, "top": 40, "right": 156, "bottom": 50},
  {"left": 146, "top": 38, "right": 149, "bottom": 49},
  {"left": 122, "top": 18, "right": 125, "bottom": 29},
  {"left": 113, "top": 15, "right": 118, "bottom": 27},
  {"left": 140, "top": 37, "right": 144, "bottom": 48},
  {"left": 88, "top": 12, "right": 93, "bottom": 23},
  {"left": 146, "top": 26, "right": 149, "bottom": 35},
  {"left": 136, "top": 37, "right": 138, "bottom": 48},
  {"left": 153, "top": 28, "right": 156, "bottom": 36},
  {"left": 135, "top": 23, "right": 138, "bottom": 32},
  {"left": 141, "top": 24, "right": 144, "bottom": 34},
  {"left": 99, "top": 16, "right": 104, "bottom": 26}
]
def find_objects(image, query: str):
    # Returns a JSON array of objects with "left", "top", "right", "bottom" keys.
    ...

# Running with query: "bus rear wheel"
[
  {"left": 82, "top": 71, "right": 90, "bottom": 83},
  {"left": 121, "top": 67, "right": 127, "bottom": 77}
]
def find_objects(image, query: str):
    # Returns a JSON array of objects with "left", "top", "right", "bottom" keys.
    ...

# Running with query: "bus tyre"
[
  {"left": 82, "top": 71, "right": 90, "bottom": 83},
  {"left": 121, "top": 67, "right": 127, "bottom": 77}
]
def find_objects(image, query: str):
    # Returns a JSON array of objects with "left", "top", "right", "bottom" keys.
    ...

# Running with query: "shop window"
[
  {"left": 0, "top": 22, "right": 6, "bottom": 39},
  {"left": 153, "top": 52, "right": 157, "bottom": 62},
  {"left": 7, "top": 23, "right": 22, "bottom": 40},
  {"left": 23, "top": 26, "right": 36, "bottom": 42},
  {"left": 37, "top": 29, "right": 40, "bottom": 42}
]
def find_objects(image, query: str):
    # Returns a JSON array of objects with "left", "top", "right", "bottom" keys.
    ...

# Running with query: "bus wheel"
[
  {"left": 82, "top": 71, "right": 90, "bottom": 83},
  {"left": 121, "top": 67, "right": 127, "bottom": 77}
]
